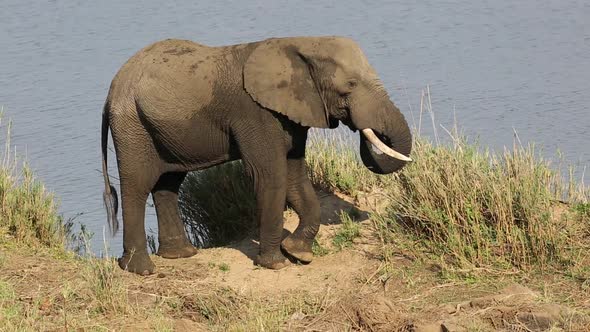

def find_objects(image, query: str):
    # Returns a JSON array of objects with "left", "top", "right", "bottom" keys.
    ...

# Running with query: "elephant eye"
[{"left": 347, "top": 80, "right": 358, "bottom": 89}]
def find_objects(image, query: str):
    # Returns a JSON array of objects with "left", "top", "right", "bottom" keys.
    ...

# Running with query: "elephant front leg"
[
  {"left": 281, "top": 157, "right": 320, "bottom": 263},
  {"left": 234, "top": 120, "right": 291, "bottom": 269},
  {"left": 152, "top": 172, "right": 198, "bottom": 259},
  {"left": 242, "top": 159, "right": 290, "bottom": 269},
  {"left": 253, "top": 175, "right": 291, "bottom": 269}
]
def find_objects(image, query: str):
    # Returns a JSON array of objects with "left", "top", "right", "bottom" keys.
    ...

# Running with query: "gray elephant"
[{"left": 101, "top": 36, "right": 412, "bottom": 275}]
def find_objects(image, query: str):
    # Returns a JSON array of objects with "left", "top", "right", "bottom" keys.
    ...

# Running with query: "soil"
[{"left": 1, "top": 191, "right": 588, "bottom": 331}]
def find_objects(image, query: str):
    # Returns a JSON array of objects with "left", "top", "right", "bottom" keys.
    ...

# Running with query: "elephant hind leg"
[
  {"left": 112, "top": 126, "right": 161, "bottom": 275},
  {"left": 118, "top": 174, "right": 158, "bottom": 275},
  {"left": 152, "top": 172, "right": 198, "bottom": 259}
]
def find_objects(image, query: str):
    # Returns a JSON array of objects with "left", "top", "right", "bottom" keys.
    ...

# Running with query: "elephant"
[{"left": 101, "top": 36, "right": 412, "bottom": 275}]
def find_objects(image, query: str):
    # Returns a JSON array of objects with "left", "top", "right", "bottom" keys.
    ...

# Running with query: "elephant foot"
[
  {"left": 281, "top": 235, "right": 314, "bottom": 263},
  {"left": 157, "top": 243, "right": 198, "bottom": 259},
  {"left": 254, "top": 251, "right": 291, "bottom": 270},
  {"left": 118, "top": 251, "right": 155, "bottom": 276}
]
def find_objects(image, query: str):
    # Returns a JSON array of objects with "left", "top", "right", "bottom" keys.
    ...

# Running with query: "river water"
[{"left": 0, "top": 0, "right": 588, "bottom": 253}]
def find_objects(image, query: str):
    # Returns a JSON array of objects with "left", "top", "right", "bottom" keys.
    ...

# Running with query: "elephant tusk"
[
  {"left": 361, "top": 128, "right": 412, "bottom": 162},
  {"left": 371, "top": 144, "right": 384, "bottom": 155}
]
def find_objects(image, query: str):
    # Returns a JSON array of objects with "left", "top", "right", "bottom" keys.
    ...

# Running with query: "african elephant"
[{"left": 101, "top": 36, "right": 412, "bottom": 275}]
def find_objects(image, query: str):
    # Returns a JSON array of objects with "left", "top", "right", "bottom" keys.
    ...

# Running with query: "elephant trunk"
[{"left": 351, "top": 89, "right": 413, "bottom": 174}]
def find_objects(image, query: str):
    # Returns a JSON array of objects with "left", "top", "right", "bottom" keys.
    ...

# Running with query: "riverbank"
[{"left": 1, "top": 122, "right": 589, "bottom": 331}]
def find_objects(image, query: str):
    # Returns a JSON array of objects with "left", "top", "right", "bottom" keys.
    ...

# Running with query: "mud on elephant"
[{"left": 101, "top": 36, "right": 412, "bottom": 275}]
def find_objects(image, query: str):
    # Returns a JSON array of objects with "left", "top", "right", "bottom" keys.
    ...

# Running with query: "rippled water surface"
[{"left": 0, "top": 0, "right": 588, "bottom": 252}]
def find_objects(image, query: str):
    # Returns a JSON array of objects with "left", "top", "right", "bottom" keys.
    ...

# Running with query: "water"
[{"left": 1, "top": 0, "right": 588, "bottom": 253}]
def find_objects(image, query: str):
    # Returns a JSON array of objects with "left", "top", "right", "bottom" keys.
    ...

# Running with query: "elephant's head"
[{"left": 244, "top": 36, "right": 412, "bottom": 174}]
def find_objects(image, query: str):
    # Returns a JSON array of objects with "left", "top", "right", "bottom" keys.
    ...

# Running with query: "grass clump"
[
  {"left": 332, "top": 211, "right": 361, "bottom": 250},
  {"left": 0, "top": 117, "right": 69, "bottom": 250},
  {"left": 312, "top": 239, "right": 330, "bottom": 257},
  {"left": 572, "top": 202, "right": 590, "bottom": 221},
  {"left": 380, "top": 136, "right": 589, "bottom": 271},
  {"left": 0, "top": 279, "right": 45, "bottom": 331},
  {"left": 218, "top": 262, "right": 230, "bottom": 272},
  {"left": 82, "top": 254, "right": 128, "bottom": 314},
  {"left": 179, "top": 161, "right": 256, "bottom": 248}
]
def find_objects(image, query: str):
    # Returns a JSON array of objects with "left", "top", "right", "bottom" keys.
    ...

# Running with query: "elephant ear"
[{"left": 244, "top": 39, "right": 330, "bottom": 128}]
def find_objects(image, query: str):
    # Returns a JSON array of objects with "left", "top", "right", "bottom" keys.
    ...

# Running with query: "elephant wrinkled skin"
[{"left": 101, "top": 36, "right": 412, "bottom": 275}]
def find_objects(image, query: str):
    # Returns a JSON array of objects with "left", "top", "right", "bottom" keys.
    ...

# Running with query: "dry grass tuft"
[
  {"left": 0, "top": 115, "right": 69, "bottom": 250},
  {"left": 81, "top": 251, "right": 129, "bottom": 314}
]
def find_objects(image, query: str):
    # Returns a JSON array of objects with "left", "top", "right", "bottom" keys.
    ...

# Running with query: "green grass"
[
  {"left": 572, "top": 202, "right": 590, "bottom": 220},
  {"left": 332, "top": 211, "right": 361, "bottom": 250},
  {"left": 312, "top": 238, "right": 330, "bottom": 257},
  {"left": 218, "top": 262, "right": 230, "bottom": 272},
  {"left": 82, "top": 254, "right": 128, "bottom": 314}
]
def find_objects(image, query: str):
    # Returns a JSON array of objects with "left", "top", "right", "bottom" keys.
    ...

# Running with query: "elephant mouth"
[{"left": 361, "top": 128, "right": 412, "bottom": 162}]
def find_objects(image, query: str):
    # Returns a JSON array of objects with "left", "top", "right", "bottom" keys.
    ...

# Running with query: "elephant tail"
[{"left": 101, "top": 102, "right": 119, "bottom": 236}]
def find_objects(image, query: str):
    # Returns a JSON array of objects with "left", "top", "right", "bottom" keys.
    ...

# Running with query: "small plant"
[
  {"left": 332, "top": 211, "right": 361, "bottom": 251},
  {"left": 0, "top": 280, "right": 20, "bottom": 327},
  {"left": 218, "top": 263, "right": 230, "bottom": 272},
  {"left": 572, "top": 202, "right": 590, "bottom": 220},
  {"left": 312, "top": 239, "right": 330, "bottom": 257},
  {"left": 0, "top": 278, "right": 43, "bottom": 329},
  {"left": 68, "top": 222, "right": 93, "bottom": 256}
]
